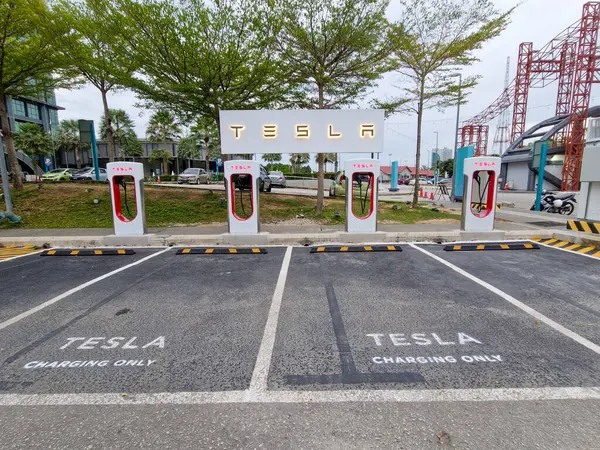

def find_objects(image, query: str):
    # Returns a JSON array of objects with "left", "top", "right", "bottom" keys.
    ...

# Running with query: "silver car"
[
  {"left": 268, "top": 171, "right": 287, "bottom": 187},
  {"left": 178, "top": 168, "right": 211, "bottom": 184}
]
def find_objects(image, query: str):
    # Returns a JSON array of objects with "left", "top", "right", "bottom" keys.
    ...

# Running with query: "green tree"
[
  {"left": 148, "top": 149, "right": 173, "bottom": 175},
  {"left": 189, "top": 117, "right": 221, "bottom": 160},
  {"left": 263, "top": 154, "right": 282, "bottom": 164},
  {"left": 146, "top": 110, "right": 182, "bottom": 142},
  {"left": 382, "top": 0, "right": 513, "bottom": 207},
  {"left": 111, "top": 0, "right": 289, "bottom": 144},
  {"left": 278, "top": 0, "right": 393, "bottom": 214},
  {"left": 290, "top": 153, "right": 310, "bottom": 174},
  {"left": 50, "top": 0, "right": 138, "bottom": 163},
  {"left": 14, "top": 123, "right": 54, "bottom": 174},
  {"left": 0, "top": 0, "right": 77, "bottom": 189},
  {"left": 54, "top": 120, "right": 90, "bottom": 168},
  {"left": 176, "top": 136, "right": 201, "bottom": 167},
  {"left": 100, "top": 109, "right": 142, "bottom": 159}
]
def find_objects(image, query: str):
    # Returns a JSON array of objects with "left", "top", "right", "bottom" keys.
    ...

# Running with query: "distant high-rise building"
[{"left": 439, "top": 147, "right": 452, "bottom": 161}]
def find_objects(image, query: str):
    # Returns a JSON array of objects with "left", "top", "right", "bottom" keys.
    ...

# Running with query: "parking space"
[
  {"left": 426, "top": 243, "right": 600, "bottom": 346},
  {"left": 0, "top": 248, "right": 285, "bottom": 394},
  {"left": 0, "top": 249, "right": 161, "bottom": 324},
  {"left": 268, "top": 246, "right": 600, "bottom": 391},
  {"left": 0, "top": 243, "right": 599, "bottom": 401}
]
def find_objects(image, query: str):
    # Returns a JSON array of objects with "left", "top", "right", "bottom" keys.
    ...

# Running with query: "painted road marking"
[
  {"left": 554, "top": 241, "right": 570, "bottom": 248},
  {"left": 541, "top": 238, "right": 558, "bottom": 245},
  {"left": 0, "top": 248, "right": 171, "bottom": 331},
  {"left": 1, "top": 386, "right": 600, "bottom": 406},
  {"left": 410, "top": 244, "right": 600, "bottom": 356},
  {"left": 249, "top": 246, "right": 293, "bottom": 393},
  {"left": 534, "top": 239, "right": 600, "bottom": 261},
  {"left": 0, "top": 246, "right": 40, "bottom": 261},
  {"left": 0, "top": 248, "right": 45, "bottom": 262},
  {"left": 565, "top": 244, "right": 581, "bottom": 251},
  {"left": 578, "top": 246, "right": 596, "bottom": 254}
]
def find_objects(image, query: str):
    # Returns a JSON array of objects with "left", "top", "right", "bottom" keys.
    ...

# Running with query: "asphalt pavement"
[{"left": 1, "top": 244, "right": 599, "bottom": 449}]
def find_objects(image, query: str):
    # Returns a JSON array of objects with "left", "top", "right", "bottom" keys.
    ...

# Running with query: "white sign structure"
[
  {"left": 219, "top": 109, "right": 384, "bottom": 155},
  {"left": 461, "top": 157, "right": 501, "bottom": 232},
  {"left": 345, "top": 158, "right": 380, "bottom": 233},
  {"left": 224, "top": 160, "right": 260, "bottom": 234},
  {"left": 107, "top": 162, "right": 147, "bottom": 236}
]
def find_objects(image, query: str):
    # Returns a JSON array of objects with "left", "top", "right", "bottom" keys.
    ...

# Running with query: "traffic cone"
[
  {"left": 504, "top": 183, "right": 509, "bottom": 191},
  {"left": 157, "top": 175, "right": 161, "bottom": 183},
  {"left": 419, "top": 187, "right": 424, "bottom": 198},
  {"left": 429, "top": 192, "right": 434, "bottom": 200}
]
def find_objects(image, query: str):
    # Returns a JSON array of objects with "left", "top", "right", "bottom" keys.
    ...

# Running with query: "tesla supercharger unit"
[
  {"left": 345, "top": 158, "right": 380, "bottom": 233},
  {"left": 225, "top": 160, "right": 260, "bottom": 234},
  {"left": 461, "top": 157, "right": 501, "bottom": 232},
  {"left": 107, "top": 162, "right": 147, "bottom": 236}
]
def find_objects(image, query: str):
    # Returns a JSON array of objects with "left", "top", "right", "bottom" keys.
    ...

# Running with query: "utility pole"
[{"left": 450, "top": 73, "right": 462, "bottom": 201}]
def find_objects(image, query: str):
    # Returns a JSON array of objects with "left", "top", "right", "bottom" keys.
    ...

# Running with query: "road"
[{"left": 1, "top": 243, "right": 599, "bottom": 448}]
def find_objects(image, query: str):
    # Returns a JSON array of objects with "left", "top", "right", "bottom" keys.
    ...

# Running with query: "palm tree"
[
  {"left": 13, "top": 123, "right": 54, "bottom": 174},
  {"left": 263, "top": 153, "right": 282, "bottom": 164},
  {"left": 100, "top": 109, "right": 142, "bottom": 159},
  {"left": 54, "top": 120, "right": 90, "bottom": 168},
  {"left": 146, "top": 110, "right": 182, "bottom": 142},
  {"left": 290, "top": 153, "right": 310, "bottom": 174}
]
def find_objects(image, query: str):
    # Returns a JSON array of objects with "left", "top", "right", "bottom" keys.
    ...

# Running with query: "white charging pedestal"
[
  {"left": 107, "top": 162, "right": 147, "bottom": 237},
  {"left": 224, "top": 160, "right": 261, "bottom": 236},
  {"left": 344, "top": 158, "right": 380, "bottom": 234},
  {"left": 460, "top": 157, "right": 502, "bottom": 237}
]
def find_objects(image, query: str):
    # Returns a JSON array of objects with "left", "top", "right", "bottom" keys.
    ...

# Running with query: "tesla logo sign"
[
  {"left": 111, "top": 167, "right": 133, "bottom": 172},
  {"left": 228, "top": 123, "right": 376, "bottom": 140},
  {"left": 353, "top": 163, "right": 375, "bottom": 169},
  {"left": 219, "top": 110, "right": 384, "bottom": 155},
  {"left": 231, "top": 165, "right": 251, "bottom": 170}
]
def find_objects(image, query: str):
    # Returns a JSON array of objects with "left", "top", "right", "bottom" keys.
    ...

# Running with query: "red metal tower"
[
  {"left": 554, "top": 40, "right": 577, "bottom": 146},
  {"left": 511, "top": 43, "right": 533, "bottom": 143},
  {"left": 562, "top": 2, "right": 600, "bottom": 191}
]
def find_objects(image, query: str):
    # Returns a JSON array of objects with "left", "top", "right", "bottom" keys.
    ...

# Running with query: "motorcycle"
[{"left": 530, "top": 190, "right": 577, "bottom": 215}]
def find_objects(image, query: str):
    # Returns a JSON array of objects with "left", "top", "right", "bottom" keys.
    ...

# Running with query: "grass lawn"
[{"left": 0, "top": 183, "right": 459, "bottom": 229}]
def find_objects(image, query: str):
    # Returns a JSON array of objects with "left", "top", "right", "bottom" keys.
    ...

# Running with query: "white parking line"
[
  {"left": 0, "top": 248, "right": 172, "bottom": 331},
  {"left": 249, "top": 246, "right": 293, "bottom": 392},
  {"left": 1, "top": 386, "right": 600, "bottom": 406},
  {"left": 409, "top": 243, "right": 600, "bottom": 356}
]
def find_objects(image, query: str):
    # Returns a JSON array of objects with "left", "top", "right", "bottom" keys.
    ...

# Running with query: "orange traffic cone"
[
  {"left": 419, "top": 187, "right": 424, "bottom": 198},
  {"left": 157, "top": 175, "right": 161, "bottom": 183},
  {"left": 429, "top": 192, "right": 434, "bottom": 200},
  {"left": 504, "top": 183, "right": 509, "bottom": 190}
]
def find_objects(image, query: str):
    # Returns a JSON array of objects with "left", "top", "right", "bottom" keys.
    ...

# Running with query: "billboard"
[{"left": 219, "top": 109, "right": 384, "bottom": 155}]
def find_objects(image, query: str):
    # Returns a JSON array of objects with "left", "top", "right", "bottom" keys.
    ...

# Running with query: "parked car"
[
  {"left": 178, "top": 168, "right": 212, "bottom": 185},
  {"left": 268, "top": 171, "right": 287, "bottom": 187},
  {"left": 223, "top": 164, "right": 272, "bottom": 192},
  {"left": 259, "top": 165, "right": 272, "bottom": 192},
  {"left": 70, "top": 167, "right": 108, "bottom": 181},
  {"left": 329, "top": 171, "right": 372, "bottom": 197},
  {"left": 41, "top": 168, "right": 72, "bottom": 181}
]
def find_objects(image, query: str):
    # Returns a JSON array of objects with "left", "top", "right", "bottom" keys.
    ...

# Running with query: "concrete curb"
[{"left": 0, "top": 229, "right": 556, "bottom": 248}]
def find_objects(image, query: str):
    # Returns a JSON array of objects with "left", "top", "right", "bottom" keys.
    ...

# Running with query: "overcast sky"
[{"left": 55, "top": 0, "right": 598, "bottom": 168}]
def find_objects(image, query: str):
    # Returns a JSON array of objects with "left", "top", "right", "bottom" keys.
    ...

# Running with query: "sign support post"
[
  {"left": 0, "top": 132, "right": 13, "bottom": 213},
  {"left": 533, "top": 141, "right": 548, "bottom": 212}
]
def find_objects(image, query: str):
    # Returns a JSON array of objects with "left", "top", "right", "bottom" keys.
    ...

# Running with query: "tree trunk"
[
  {"left": 412, "top": 81, "right": 425, "bottom": 208},
  {"left": 75, "top": 144, "right": 81, "bottom": 169},
  {"left": 0, "top": 94, "right": 23, "bottom": 190},
  {"left": 334, "top": 155, "right": 339, "bottom": 173},
  {"left": 315, "top": 85, "right": 325, "bottom": 215},
  {"left": 101, "top": 89, "right": 115, "bottom": 162}
]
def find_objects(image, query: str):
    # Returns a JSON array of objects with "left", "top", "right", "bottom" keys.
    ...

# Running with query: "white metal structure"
[
  {"left": 224, "top": 160, "right": 261, "bottom": 234},
  {"left": 578, "top": 143, "right": 600, "bottom": 221},
  {"left": 461, "top": 157, "right": 501, "bottom": 232},
  {"left": 344, "top": 158, "right": 380, "bottom": 233},
  {"left": 107, "top": 162, "right": 147, "bottom": 236}
]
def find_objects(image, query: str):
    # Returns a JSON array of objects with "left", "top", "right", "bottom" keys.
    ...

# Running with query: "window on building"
[
  {"left": 27, "top": 103, "right": 40, "bottom": 120},
  {"left": 12, "top": 99, "right": 26, "bottom": 117},
  {"left": 49, "top": 109, "right": 59, "bottom": 126},
  {"left": 13, "top": 121, "right": 25, "bottom": 133}
]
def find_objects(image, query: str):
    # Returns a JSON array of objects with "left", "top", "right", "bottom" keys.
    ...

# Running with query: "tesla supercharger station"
[
  {"left": 345, "top": 158, "right": 380, "bottom": 233},
  {"left": 224, "top": 160, "right": 260, "bottom": 234},
  {"left": 107, "top": 162, "right": 147, "bottom": 236},
  {"left": 461, "top": 157, "right": 501, "bottom": 232}
]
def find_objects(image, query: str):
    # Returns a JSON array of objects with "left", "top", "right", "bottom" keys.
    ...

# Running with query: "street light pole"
[{"left": 450, "top": 73, "right": 462, "bottom": 202}]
